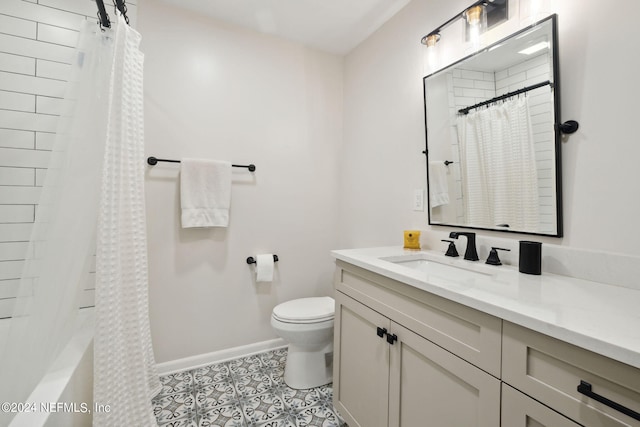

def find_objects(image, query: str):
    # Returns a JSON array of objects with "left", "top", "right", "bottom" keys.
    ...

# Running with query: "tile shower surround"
[
  {"left": 0, "top": 0, "right": 138, "bottom": 318},
  {"left": 153, "top": 348, "right": 346, "bottom": 427}
]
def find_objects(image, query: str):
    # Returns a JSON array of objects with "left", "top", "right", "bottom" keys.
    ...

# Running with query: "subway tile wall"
[{"left": 0, "top": 0, "right": 137, "bottom": 318}]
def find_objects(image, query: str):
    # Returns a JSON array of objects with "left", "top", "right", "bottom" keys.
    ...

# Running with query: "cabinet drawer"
[
  {"left": 502, "top": 383, "right": 580, "bottom": 427},
  {"left": 503, "top": 322, "right": 640, "bottom": 426},
  {"left": 335, "top": 261, "right": 502, "bottom": 377}
]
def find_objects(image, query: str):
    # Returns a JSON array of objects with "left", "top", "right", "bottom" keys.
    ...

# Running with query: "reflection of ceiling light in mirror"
[
  {"left": 518, "top": 41, "right": 549, "bottom": 55},
  {"left": 516, "top": 26, "right": 540, "bottom": 40}
]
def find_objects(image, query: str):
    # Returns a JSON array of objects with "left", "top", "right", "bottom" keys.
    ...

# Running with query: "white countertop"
[{"left": 331, "top": 246, "right": 640, "bottom": 370}]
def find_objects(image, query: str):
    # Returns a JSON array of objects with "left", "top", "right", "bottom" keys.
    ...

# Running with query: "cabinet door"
[
  {"left": 388, "top": 322, "right": 500, "bottom": 427},
  {"left": 333, "top": 291, "right": 390, "bottom": 427},
  {"left": 502, "top": 383, "right": 581, "bottom": 427}
]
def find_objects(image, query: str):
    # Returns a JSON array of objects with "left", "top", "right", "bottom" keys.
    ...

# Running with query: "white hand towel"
[
  {"left": 429, "top": 161, "right": 450, "bottom": 208},
  {"left": 180, "top": 158, "right": 231, "bottom": 228}
]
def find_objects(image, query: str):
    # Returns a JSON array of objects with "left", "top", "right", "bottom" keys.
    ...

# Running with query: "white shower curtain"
[
  {"left": 93, "top": 14, "right": 161, "bottom": 426},
  {"left": 0, "top": 18, "right": 112, "bottom": 426},
  {"left": 457, "top": 96, "right": 540, "bottom": 231},
  {"left": 0, "top": 13, "right": 159, "bottom": 426}
]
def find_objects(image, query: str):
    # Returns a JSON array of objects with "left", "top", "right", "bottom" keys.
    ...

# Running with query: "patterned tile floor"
[{"left": 152, "top": 348, "right": 346, "bottom": 427}]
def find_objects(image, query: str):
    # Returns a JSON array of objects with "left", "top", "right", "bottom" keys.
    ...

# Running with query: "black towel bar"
[{"left": 147, "top": 156, "right": 256, "bottom": 172}]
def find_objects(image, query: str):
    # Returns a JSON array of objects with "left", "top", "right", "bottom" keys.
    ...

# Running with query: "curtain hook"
[{"left": 111, "top": 0, "right": 130, "bottom": 25}]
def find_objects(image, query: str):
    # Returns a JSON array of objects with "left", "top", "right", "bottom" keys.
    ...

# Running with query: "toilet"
[{"left": 271, "top": 296, "right": 335, "bottom": 389}]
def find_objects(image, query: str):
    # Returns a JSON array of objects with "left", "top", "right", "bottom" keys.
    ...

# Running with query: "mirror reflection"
[{"left": 424, "top": 16, "right": 561, "bottom": 236}]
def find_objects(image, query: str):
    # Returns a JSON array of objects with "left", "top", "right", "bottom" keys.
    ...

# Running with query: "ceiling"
[{"left": 158, "top": 0, "right": 412, "bottom": 55}]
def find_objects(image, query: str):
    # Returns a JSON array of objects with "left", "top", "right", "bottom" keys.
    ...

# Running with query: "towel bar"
[{"left": 147, "top": 156, "right": 256, "bottom": 172}]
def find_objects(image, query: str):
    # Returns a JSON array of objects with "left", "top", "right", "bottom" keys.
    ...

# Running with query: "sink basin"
[{"left": 380, "top": 253, "right": 495, "bottom": 279}]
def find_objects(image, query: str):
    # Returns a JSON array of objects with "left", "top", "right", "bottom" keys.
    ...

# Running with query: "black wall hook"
[{"left": 558, "top": 120, "right": 579, "bottom": 134}]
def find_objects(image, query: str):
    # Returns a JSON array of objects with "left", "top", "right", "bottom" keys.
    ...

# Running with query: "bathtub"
[{"left": 2, "top": 309, "right": 94, "bottom": 427}]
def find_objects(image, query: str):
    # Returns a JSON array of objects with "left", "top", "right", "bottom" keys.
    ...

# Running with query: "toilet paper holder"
[{"left": 246, "top": 255, "right": 279, "bottom": 264}]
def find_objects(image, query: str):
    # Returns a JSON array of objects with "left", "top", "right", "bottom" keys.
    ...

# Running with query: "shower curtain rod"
[
  {"left": 458, "top": 80, "right": 552, "bottom": 115},
  {"left": 95, "top": 0, "right": 129, "bottom": 28}
]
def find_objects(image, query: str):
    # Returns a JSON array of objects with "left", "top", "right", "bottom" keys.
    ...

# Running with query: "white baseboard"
[{"left": 156, "top": 338, "right": 288, "bottom": 376}]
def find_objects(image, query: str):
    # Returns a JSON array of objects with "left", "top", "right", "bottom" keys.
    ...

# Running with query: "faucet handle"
[
  {"left": 485, "top": 247, "right": 511, "bottom": 266},
  {"left": 441, "top": 240, "right": 459, "bottom": 257}
]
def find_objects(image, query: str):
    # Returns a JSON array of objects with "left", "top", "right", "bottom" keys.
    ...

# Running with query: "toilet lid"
[{"left": 272, "top": 297, "right": 335, "bottom": 323}]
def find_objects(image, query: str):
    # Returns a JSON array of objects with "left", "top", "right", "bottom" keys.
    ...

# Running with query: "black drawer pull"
[
  {"left": 376, "top": 327, "right": 387, "bottom": 338},
  {"left": 577, "top": 380, "right": 640, "bottom": 421},
  {"left": 386, "top": 333, "right": 398, "bottom": 345}
]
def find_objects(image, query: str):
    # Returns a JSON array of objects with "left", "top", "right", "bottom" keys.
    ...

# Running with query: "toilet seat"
[{"left": 272, "top": 296, "right": 335, "bottom": 324}]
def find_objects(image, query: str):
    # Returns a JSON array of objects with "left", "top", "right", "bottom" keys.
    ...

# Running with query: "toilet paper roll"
[{"left": 256, "top": 254, "right": 274, "bottom": 283}]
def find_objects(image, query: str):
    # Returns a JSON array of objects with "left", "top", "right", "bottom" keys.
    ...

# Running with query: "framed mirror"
[{"left": 423, "top": 15, "right": 562, "bottom": 237}]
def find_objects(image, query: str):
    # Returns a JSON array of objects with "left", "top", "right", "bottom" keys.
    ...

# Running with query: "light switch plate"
[{"left": 413, "top": 189, "right": 424, "bottom": 211}]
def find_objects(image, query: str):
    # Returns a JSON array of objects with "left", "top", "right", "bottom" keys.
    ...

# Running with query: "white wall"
[
  {"left": 137, "top": 0, "right": 343, "bottom": 363},
  {"left": 339, "top": 0, "right": 640, "bottom": 256}
]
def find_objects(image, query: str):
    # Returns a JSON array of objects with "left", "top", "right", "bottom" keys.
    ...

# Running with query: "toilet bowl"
[{"left": 271, "top": 296, "right": 335, "bottom": 389}]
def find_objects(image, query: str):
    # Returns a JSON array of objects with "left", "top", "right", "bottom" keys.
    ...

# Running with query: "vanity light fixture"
[
  {"left": 464, "top": 4, "right": 487, "bottom": 42},
  {"left": 420, "top": 0, "right": 507, "bottom": 47},
  {"left": 421, "top": 32, "right": 441, "bottom": 47},
  {"left": 464, "top": 5, "right": 483, "bottom": 26}
]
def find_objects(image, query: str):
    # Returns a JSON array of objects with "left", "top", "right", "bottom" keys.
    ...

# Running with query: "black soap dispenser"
[
  {"left": 519, "top": 241, "right": 542, "bottom": 274},
  {"left": 441, "top": 240, "right": 459, "bottom": 257}
]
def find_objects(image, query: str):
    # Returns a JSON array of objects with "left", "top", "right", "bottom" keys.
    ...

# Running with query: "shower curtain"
[
  {"left": 0, "top": 14, "right": 159, "bottom": 426},
  {"left": 93, "top": 13, "right": 161, "bottom": 426},
  {"left": 457, "top": 96, "right": 540, "bottom": 231}
]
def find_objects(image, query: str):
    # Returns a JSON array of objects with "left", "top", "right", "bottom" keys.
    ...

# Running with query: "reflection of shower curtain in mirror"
[{"left": 456, "top": 97, "right": 539, "bottom": 231}]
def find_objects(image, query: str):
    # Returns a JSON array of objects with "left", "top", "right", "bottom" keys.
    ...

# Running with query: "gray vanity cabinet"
[
  {"left": 333, "top": 259, "right": 640, "bottom": 427},
  {"left": 333, "top": 261, "right": 501, "bottom": 427}
]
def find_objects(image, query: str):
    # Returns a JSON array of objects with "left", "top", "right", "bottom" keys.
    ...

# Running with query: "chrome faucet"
[{"left": 449, "top": 231, "right": 479, "bottom": 261}]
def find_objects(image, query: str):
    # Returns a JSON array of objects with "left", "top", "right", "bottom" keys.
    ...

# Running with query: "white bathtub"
[{"left": 3, "top": 309, "right": 95, "bottom": 427}]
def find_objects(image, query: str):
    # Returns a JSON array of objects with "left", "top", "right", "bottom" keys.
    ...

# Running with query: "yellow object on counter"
[{"left": 403, "top": 230, "right": 421, "bottom": 250}]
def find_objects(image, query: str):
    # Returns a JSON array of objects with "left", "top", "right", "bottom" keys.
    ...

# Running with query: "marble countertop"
[{"left": 332, "top": 246, "right": 640, "bottom": 370}]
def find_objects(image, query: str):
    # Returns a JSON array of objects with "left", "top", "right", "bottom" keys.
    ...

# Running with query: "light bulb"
[
  {"left": 425, "top": 34, "right": 440, "bottom": 47},
  {"left": 464, "top": 5, "right": 483, "bottom": 26}
]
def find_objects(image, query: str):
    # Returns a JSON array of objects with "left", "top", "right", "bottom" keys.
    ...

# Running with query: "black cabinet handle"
[
  {"left": 386, "top": 333, "right": 398, "bottom": 345},
  {"left": 577, "top": 380, "right": 640, "bottom": 421},
  {"left": 376, "top": 327, "right": 387, "bottom": 338}
]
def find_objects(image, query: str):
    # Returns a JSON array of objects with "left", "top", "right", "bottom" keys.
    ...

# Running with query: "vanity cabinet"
[
  {"left": 333, "top": 261, "right": 501, "bottom": 427},
  {"left": 333, "top": 258, "right": 640, "bottom": 427}
]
